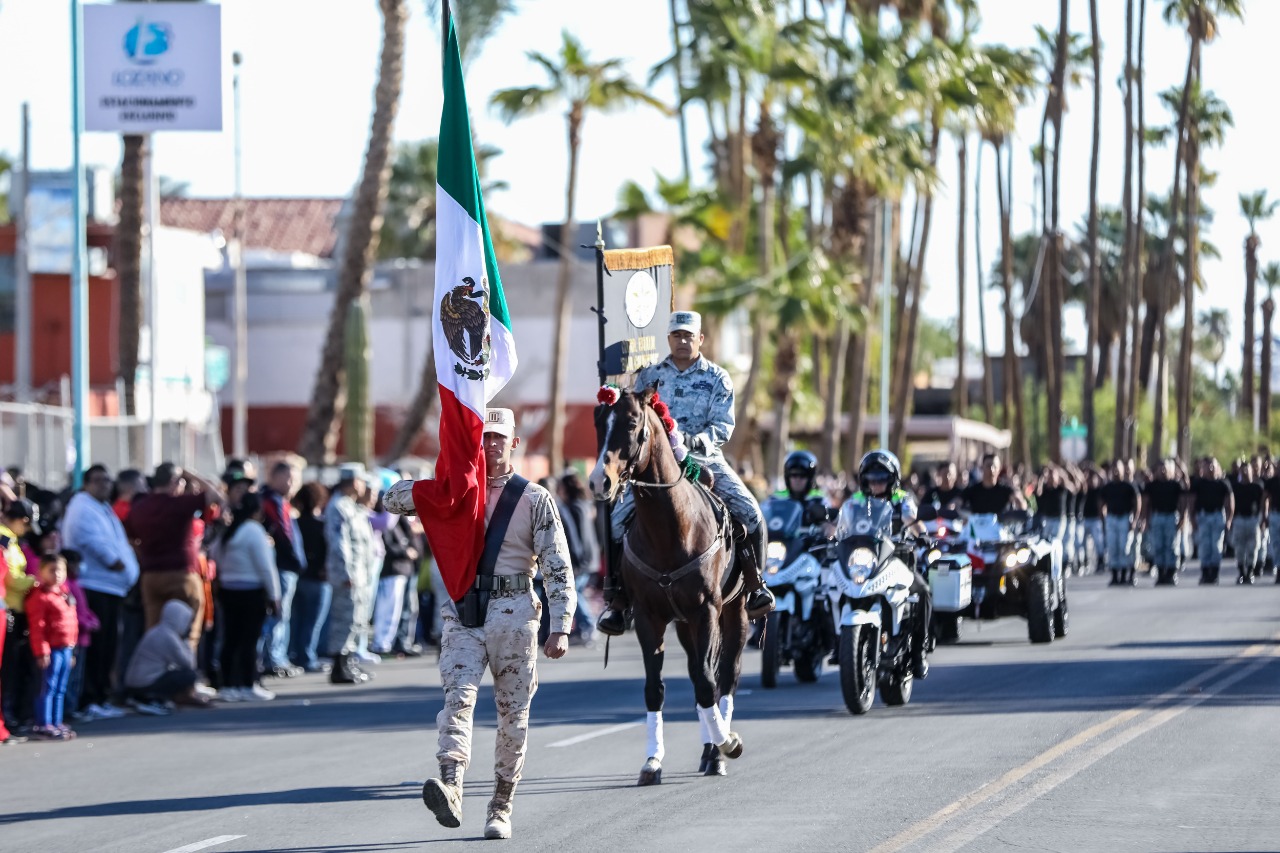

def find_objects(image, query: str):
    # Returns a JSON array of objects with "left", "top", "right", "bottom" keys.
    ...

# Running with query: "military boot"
[
  {"left": 422, "top": 761, "right": 465, "bottom": 828},
  {"left": 743, "top": 523, "right": 776, "bottom": 620},
  {"left": 596, "top": 541, "right": 629, "bottom": 637},
  {"left": 484, "top": 777, "right": 516, "bottom": 840}
]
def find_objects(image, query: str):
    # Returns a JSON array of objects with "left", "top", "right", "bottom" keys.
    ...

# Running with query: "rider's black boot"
[
  {"left": 743, "top": 524, "right": 775, "bottom": 620},
  {"left": 596, "top": 541, "right": 629, "bottom": 637}
]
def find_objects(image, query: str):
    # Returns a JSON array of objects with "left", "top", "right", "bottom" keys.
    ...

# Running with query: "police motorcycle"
[
  {"left": 916, "top": 504, "right": 973, "bottom": 644},
  {"left": 830, "top": 496, "right": 927, "bottom": 714},
  {"left": 759, "top": 499, "right": 837, "bottom": 688},
  {"left": 955, "top": 510, "right": 1067, "bottom": 644}
]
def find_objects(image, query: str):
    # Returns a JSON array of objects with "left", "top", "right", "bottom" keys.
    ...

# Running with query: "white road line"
[
  {"left": 868, "top": 633, "right": 1280, "bottom": 853},
  {"left": 546, "top": 718, "right": 645, "bottom": 748},
  {"left": 160, "top": 836, "right": 246, "bottom": 853}
]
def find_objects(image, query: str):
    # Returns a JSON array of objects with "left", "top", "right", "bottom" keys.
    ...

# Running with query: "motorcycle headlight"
[
  {"left": 1003, "top": 547, "right": 1033, "bottom": 568},
  {"left": 850, "top": 547, "right": 877, "bottom": 568},
  {"left": 926, "top": 549, "right": 942, "bottom": 564},
  {"left": 766, "top": 541, "right": 787, "bottom": 574}
]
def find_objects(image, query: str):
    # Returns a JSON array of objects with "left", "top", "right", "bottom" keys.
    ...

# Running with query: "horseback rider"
[
  {"left": 596, "top": 311, "right": 776, "bottom": 636},
  {"left": 842, "top": 450, "right": 932, "bottom": 679}
]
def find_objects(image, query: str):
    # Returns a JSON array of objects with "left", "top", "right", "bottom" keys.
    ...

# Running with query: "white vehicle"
[
  {"left": 829, "top": 497, "right": 926, "bottom": 714},
  {"left": 956, "top": 510, "right": 1068, "bottom": 644}
]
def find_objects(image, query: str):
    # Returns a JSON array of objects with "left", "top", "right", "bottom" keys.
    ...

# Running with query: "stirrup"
[{"left": 746, "top": 588, "right": 775, "bottom": 620}]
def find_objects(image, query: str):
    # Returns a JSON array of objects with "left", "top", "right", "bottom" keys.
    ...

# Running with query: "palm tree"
[
  {"left": 1160, "top": 0, "right": 1243, "bottom": 463},
  {"left": 492, "top": 31, "right": 667, "bottom": 474},
  {"left": 1262, "top": 263, "right": 1280, "bottom": 436},
  {"left": 297, "top": 0, "right": 408, "bottom": 464},
  {"left": 1083, "top": 0, "right": 1102, "bottom": 460},
  {"left": 1195, "top": 307, "right": 1229, "bottom": 384},
  {"left": 1239, "top": 190, "right": 1278, "bottom": 422}
]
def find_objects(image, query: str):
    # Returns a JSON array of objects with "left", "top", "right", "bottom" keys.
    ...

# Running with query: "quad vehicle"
[
  {"left": 953, "top": 509, "right": 1068, "bottom": 644},
  {"left": 829, "top": 496, "right": 927, "bottom": 714},
  {"left": 917, "top": 505, "right": 973, "bottom": 644},
  {"left": 760, "top": 499, "right": 836, "bottom": 688}
]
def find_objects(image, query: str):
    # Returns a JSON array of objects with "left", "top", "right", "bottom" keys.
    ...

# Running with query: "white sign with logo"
[{"left": 84, "top": 3, "right": 223, "bottom": 133}]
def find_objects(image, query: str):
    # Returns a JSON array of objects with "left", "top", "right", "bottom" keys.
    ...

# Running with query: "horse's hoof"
[
  {"left": 703, "top": 750, "right": 727, "bottom": 777},
  {"left": 638, "top": 758, "right": 663, "bottom": 786},
  {"left": 698, "top": 743, "right": 715, "bottom": 773},
  {"left": 720, "top": 732, "right": 744, "bottom": 760}
]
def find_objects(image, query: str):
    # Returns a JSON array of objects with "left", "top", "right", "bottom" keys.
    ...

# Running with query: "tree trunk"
[
  {"left": 767, "top": 332, "right": 799, "bottom": 483},
  {"left": 891, "top": 121, "right": 941, "bottom": 455},
  {"left": 821, "top": 318, "right": 849, "bottom": 474},
  {"left": 116, "top": 135, "right": 145, "bottom": 425},
  {"left": 997, "top": 140, "right": 1029, "bottom": 467},
  {"left": 1115, "top": 0, "right": 1135, "bottom": 459},
  {"left": 1178, "top": 134, "right": 1199, "bottom": 462},
  {"left": 1263, "top": 298, "right": 1275, "bottom": 437},
  {"left": 382, "top": 331, "right": 438, "bottom": 465},
  {"left": 844, "top": 200, "right": 882, "bottom": 475},
  {"left": 1126, "top": 0, "right": 1148, "bottom": 457},
  {"left": 668, "top": 0, "right": 691, "bottom": 181},
  {"left": 956, "top": 134, "right": 969, "bottom": 416},
  {"left": 1084, "top": 0, "right": 1102, "bottom": 460},
  {"left": 1244, "top": 233, "right": 1259, "bottom": 420},
  {"left": 1096, "top": 336, "right": 1113, "bottom": 390},
  {"left": 546, "top": 113, "right": 582, "bottom": 475},
  {"left": 975, "top": 142, "right": 996, "bottom": 424},
  {"left": 1150, "top": 31, "right": 1194, "bottom": 467},
  {"left": 297, "top": 0, "right": 407, "bottom": 464},
  {"left": 1045, "top": 0, "right": 1070, "bottom": 464}
]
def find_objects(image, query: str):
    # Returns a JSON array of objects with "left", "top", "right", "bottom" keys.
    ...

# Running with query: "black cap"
[{"left": 4, "top": 498, "right": 41, "bottom": 535}]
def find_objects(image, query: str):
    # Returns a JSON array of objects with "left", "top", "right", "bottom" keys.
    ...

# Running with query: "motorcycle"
[
  {"left": 917, "top": 505, "right": 973, "bottom": 644},
  {"left": 760, "top": 499, "right": 836, "bottom": 688},
  {"left": 830, "top": 496, "right": 926, "bottom": 715},
  {"left": 956, "top": 510, "right": 1068, "bottom": 644}
]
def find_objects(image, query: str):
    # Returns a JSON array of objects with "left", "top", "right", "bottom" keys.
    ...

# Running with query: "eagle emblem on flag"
[{"left": 439, "top": 276, "right": 491, "bottom": 381}]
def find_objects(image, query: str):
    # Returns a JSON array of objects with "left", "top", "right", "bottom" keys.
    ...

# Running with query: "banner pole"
[{"left": 591, "top": 222, "right": 615, "bottom": 605}]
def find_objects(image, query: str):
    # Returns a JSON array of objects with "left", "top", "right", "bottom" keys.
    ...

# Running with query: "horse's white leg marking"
[
  {"left": 696, "top": 704, "right": 729, "bottom": 746},
  {"left": 697, "top": 705, "right": 713, "bottom": 744},
  {"left": 646, "top": 710, "right": 665, "bottom": 761},
  {"left": 719, "top": 695, "right": 734, "bottom": 730}
]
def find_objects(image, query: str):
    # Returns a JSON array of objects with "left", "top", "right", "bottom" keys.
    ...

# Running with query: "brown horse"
[{"left": 588, "top": 386, "right": 748, "bottom": 785}]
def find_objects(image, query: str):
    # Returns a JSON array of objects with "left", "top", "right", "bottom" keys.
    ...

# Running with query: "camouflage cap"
[{"left": 668, "top": 310, "right": 702, "bottom": 335}]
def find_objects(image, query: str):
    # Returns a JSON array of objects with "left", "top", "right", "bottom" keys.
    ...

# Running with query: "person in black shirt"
[
  {"left": 1190, "top": 457, "right": 1234, "bottom": 585},
  {"left": 1079, "top": 469, "right": 1106, "bottom": 574},
  {"left": 1229, "top": 460, "right": 1265, "bottom": 585},
  {"left": 1098, "top": 461, "right": 1142, "bottom": 585},
  {"left": 1141, "top": 459, "right": 1187, "bottom": 584},
  {"left": 921, "top": 461, "right": 965, "bottom": 511},
  {"left": 1262, "top": 458, "right": 1280, "bottom": 582},
  {"left": 961, "top": 454, "right": 1027, "bottom": 515},
  {"left": 1034, "top": 465, "right": 1072, "bottom": 554}
]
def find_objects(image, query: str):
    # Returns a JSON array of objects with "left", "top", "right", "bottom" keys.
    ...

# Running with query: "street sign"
[
  {"left": 1062, "top": 417, "right": 1088, "bottom": 463},
  {"left": 84, "top": 3, "right": 223, "bottom": 133}
]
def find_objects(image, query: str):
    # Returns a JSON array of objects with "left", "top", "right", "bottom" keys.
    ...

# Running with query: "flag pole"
[{"left": 442, "top": 0, "right": 450, "bottom": 61}]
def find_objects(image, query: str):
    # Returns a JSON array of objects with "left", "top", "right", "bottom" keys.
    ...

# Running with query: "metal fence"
[{"left": 0, "top": 401, "right": 226, "bottom": 489}]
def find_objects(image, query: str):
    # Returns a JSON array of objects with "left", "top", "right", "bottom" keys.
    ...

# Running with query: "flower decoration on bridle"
[
  {"left": 597, "top": 384, "right": 620, "bottom": 407},
  {"left": 649, "top": 390, "right": 687, "bottom": 462}
]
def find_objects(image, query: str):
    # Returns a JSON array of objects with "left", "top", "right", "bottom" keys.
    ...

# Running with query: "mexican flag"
[{"left": 412, "top": 18, "right": 518, "bottom": 602}]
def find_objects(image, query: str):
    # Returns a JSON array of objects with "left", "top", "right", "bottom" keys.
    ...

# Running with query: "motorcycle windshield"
[
  {"left": 966, "top": 513, "right": 1007, "bottom": 543},
  {"left": 835, "top": 497, "right": 895, "bottom": 542},
  {"left": 763, "top": 500, "right": 805, "bottom": 542}
]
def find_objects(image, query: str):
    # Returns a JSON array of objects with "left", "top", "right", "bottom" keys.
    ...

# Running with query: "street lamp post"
[
  {"left": 231, "top": 50, "right": 248, "bottom": 459},
  {"left": 70, "top": 0, "right": 90, "bottom": 487}
]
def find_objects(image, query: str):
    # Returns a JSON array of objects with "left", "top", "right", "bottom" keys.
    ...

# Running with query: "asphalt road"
[{"left": 5, "top": 569, "right": 1280, "bottom": 853}]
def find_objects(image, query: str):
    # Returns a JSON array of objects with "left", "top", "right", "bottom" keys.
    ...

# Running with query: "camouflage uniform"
[
  {"left": 324, "top": 493, "right": 376, "bottom": 656},
  {"left": 611, "top": 355, "right": 763, "bottom": 539},
  {"left": 425, "top": 473, "right": 575, "bottom": 784}
]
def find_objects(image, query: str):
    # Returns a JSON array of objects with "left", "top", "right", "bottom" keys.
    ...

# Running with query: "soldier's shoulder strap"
[{"left": 476, "top": 475, "right": 529, "bottom": 580}]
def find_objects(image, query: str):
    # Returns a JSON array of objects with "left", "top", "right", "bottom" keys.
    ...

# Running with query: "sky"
[{"left": 1, "top": 0, "right": 1276, "bottom": 376}]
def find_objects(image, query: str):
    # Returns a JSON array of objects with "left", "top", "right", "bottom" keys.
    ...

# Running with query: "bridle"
[{"left": 608, "top": 400, "right": 682, "bottom": 492}]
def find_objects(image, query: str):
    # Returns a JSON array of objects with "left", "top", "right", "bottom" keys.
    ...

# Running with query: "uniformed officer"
[
  {"left": 324, "top": 464, "right": 377, "bottom": 685},
  {"left": 767, "top": 450, "right": 831, "bottom": 525},
  {"left": 1190, "top": 456, "right": 1234, "bottom": 585},
  {"left": 596, "top": 311, "right": 775, "bottom": 636},
  {"left": 1230, "top": 459, "right": 1265, "bottom": 585},
  {"left": 385, "top": 408, "right": 574, "bottom": 841},
  {"left": 1141, "top": 459, "right": 1188, "bottom": 585},
  {"left": 838, "top": 450, "right": 932, "bottom": 678}
]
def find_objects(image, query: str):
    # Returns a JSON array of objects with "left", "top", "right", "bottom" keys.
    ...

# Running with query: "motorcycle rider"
[
  {"left": 597, "top": 311, "right": 775, "bottom": 637},
  {"left": 921, "top": 461, "right": 965, "bottom": 511},
  {"left": 767, "top": 451, "right": 832, "bottom": 528},
  {"left": 843, "top": 450, "right": 932, "bottom": 679}
]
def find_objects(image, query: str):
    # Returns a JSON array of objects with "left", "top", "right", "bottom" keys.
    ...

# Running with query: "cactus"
[{"left": 344, "top": 295, "right": 373, "bottom": 466}]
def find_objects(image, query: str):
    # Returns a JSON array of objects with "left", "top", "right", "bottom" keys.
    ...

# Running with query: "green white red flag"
[{"left": 412, "top": 18, "right": 518, "bottom": 601}]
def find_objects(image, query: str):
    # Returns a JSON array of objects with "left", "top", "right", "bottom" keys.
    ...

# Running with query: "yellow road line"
[{"left": 868, "top": 635, "right": 1280, "bottom": 853}]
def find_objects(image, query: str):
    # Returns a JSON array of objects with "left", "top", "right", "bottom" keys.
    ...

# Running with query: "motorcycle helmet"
[
  {"left": 783, "top": 450, "right": 819, "bottom": 497},
  {"left": 858, "top": 449, "right": 902, "bottom": 495}
]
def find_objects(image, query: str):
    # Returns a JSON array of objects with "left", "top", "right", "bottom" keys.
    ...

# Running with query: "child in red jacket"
[{"left": 26, "top": 553, "right": 79, "bottom": 741}]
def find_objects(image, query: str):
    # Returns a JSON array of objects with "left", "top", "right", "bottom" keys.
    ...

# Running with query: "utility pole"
[
  {"left": 15, "top": 104, "right": 31, "bottom": 405},
  {"left": 232, "top": 50, "right": 248, "bottom": 459},
  {"left": 70, "top": 0, "right": 90, "bottom": 487}
]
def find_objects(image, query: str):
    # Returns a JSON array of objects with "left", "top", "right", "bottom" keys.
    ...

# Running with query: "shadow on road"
[{"left": 0, "top": 784, "right": 416, "bottom": 825}]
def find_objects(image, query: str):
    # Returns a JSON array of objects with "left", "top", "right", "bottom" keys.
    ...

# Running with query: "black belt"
[{"left": 472, "top": 575, "right": 531, "bottom": 592}]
